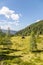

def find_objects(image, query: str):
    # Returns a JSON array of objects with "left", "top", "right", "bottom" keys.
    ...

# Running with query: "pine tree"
[
  {"left": 6, "top": 27, "right": 11, "bottom": 38},
  {"left": 0, "top": 27, "right": 3, "bottom": 48},
  {"left": 30, "top": 31, "right": 37, "bottom": 51},
  {"left": 3, "top": 27, "right": 12, "bottom": 48}
]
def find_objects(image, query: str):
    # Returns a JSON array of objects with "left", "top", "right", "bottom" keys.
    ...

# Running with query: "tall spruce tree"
[
  {"left": 0, "top": 27, "right": 3, "bottom": 47},
  {"left": 30, "top": 31, "right": 37, "bottom": 51},
  {"left": 3, "top": 27, "right": 12, "bottom": 48}
]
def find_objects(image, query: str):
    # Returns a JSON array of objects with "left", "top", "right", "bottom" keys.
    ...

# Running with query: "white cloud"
[
  {"left": 11, "top": 14, "right": 19, "bottom": 20},
  {"left": 0, "top": 6, "right": 21, "bottom": 30},
  {"left": 0, "top": 20, "right": 20, "bottom": 30},
  {"left": 0, "top": 6, "right": 20, "bottom": 20},
  {"left": 0, "top": 20, "right": 20, "bottom": 25},
  {"left": 1, "top": 25, "right": 11, "bottom": 30}
]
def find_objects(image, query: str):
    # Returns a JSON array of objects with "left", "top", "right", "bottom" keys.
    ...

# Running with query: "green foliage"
[
  {"left": 0, "top": 27, "right": 13, "bottom": 62},
  {"left": 15, "top": 20, "right": 43, "bottom": 36},
  {"left": 30, "top": 31, "right": 37, "bottom": 51},
  {"left": 19, "top": 61, "right": 36, "bottom": 65},
  {"left": 0, "top": 25, "right": 43, "bottom": 65},
  {"left": 5, "top": 27, "right": 11, "bottom": 38}
]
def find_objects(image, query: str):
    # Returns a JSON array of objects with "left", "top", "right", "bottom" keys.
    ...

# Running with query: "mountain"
[
  {"left": 2, "top": 29, "right": 16, "bottom": 35},
  {"left": 15, "top": 20, "right": 43, "bottom": 36}
]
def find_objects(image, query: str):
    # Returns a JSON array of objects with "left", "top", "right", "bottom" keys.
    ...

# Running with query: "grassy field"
[{"left": 0, "top": 35, "right": 43, "bottom": 65}]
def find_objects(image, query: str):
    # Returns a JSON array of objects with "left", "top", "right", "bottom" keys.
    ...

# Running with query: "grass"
[{"left": 0, "top": 35, "right": 43, "bottom": 65}]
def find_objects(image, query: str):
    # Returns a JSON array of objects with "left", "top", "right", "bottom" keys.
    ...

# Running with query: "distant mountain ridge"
[
  {"left": 15, "top": 20, "right": 43, "bottom": 36},
  {"left": 2, "top": 29, "right": 16, "bottom": 34}
]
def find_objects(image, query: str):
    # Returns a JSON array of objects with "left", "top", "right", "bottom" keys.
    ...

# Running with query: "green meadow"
[{"left": 0, "top": 35, "right": 43, "bottom": 65}]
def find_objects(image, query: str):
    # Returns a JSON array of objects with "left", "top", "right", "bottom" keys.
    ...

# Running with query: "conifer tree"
[
  {"left": 3, "top": 27, "right": 12, "bottom": 48},
  {"left": 0, "top": 27, "right": 3, "bottom": 47},
  {"left": 30, "top": 31, "right": 37, "bottom": 51}
]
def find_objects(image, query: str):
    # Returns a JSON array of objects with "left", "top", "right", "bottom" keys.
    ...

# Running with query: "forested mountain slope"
[{"left": 15, "top": 20, "right": 43, "bottom": 36}]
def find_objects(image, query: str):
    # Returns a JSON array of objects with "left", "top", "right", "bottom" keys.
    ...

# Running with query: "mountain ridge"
[
  {"left": 15, "top": 20, "right": 43, "bottom": 36},
  {"left": 2, "top": 29, "right": 16, "bottom": 34}
]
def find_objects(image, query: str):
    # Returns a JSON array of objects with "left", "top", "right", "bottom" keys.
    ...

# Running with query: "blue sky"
[{"left": 0, "top": 0, "right": 43, "bottom": 31}]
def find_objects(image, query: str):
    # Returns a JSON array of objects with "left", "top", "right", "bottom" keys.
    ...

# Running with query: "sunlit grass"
[{"left": 0, "top": 35, "right": 43, "bottom": 65}]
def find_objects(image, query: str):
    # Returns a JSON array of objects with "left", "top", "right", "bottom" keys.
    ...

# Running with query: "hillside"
[
  {"left": 15, "top": 20, "right": 43, "bottom": 36},
  {"left": 0, "top": 20, "right": 43, "bottom": 64}
]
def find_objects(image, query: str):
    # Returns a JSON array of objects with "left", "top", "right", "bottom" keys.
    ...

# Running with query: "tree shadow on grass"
[
  {"left": 0, "top": 55, "right": 23, "bottom": 61},
  {"left": 0, "top": 37, "right": 23, "bottom": 62}
]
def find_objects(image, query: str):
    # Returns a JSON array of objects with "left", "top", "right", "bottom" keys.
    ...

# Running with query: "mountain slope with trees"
[{"left": 15, "top": 20, "right": 43, "bottom": 36}]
